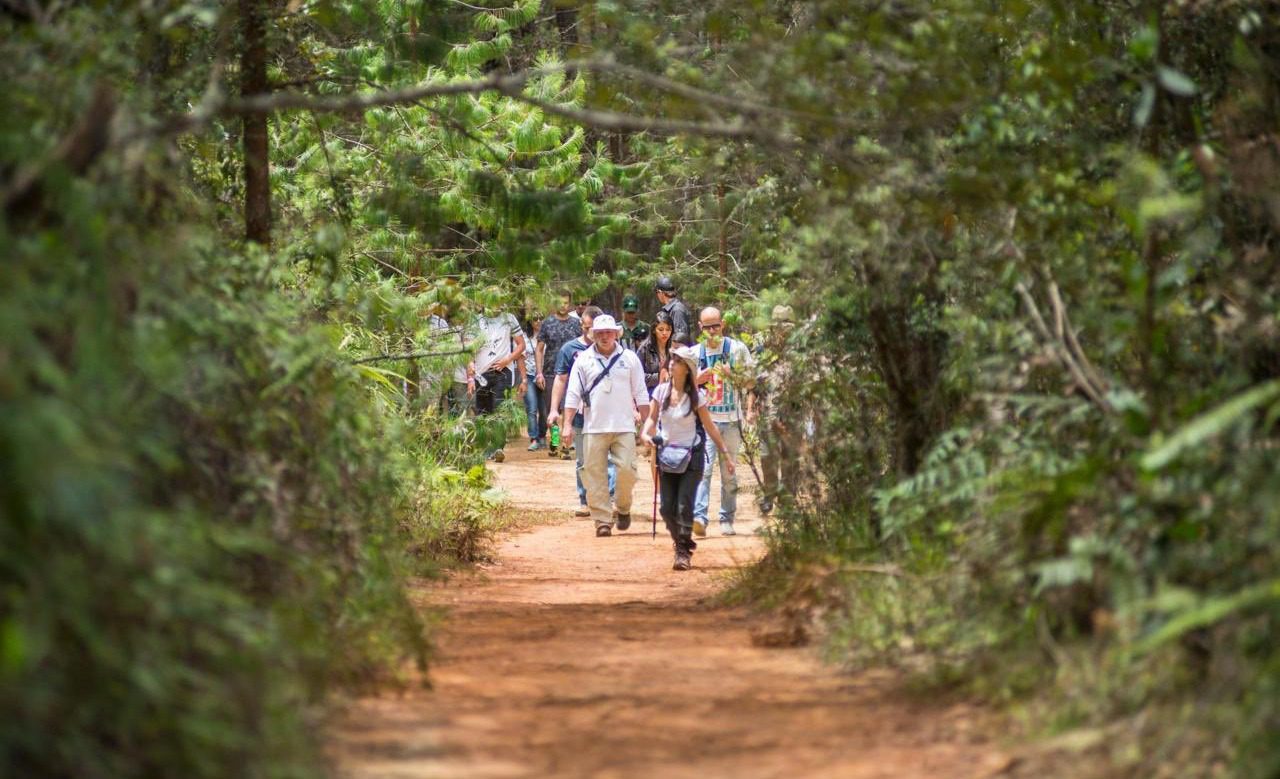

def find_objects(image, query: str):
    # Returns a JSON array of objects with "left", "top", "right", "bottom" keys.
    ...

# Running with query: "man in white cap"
[{"left": 562, "top": 314, "right": 651, "bottom": 536}]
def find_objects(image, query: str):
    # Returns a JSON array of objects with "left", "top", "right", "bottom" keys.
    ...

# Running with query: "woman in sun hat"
[{"left": 640, "top": 344, "right": 736, "bottom": 570}]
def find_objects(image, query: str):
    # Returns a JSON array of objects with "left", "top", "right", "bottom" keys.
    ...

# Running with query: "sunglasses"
[{"left": 699, "top": 322, "right": 723, "bottom": 331}]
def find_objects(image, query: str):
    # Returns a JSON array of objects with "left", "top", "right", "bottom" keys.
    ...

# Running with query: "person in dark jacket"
[
  {"left": 655, "top": 276, "right": 694, "bottom": 346},
  {"left": 636, "top": 310, "right": 675, "bottom": 395}
]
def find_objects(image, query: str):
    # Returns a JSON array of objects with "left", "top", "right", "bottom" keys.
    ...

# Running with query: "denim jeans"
[
  {"left": 574, "top": 422, "right": 616, "bottom": 505},
  {"left": 694, "top": 421, "right": 741, "bottom": 526},
  {"left": 523, "top": 372, "right": 543, "bottom": 441}
]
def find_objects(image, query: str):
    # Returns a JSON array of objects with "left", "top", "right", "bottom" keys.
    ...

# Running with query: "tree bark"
[{"left": 240, "top": 0, "right": 271, "bottom": 245}]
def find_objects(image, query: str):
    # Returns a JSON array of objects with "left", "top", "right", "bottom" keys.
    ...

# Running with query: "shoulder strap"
[
  {"left": 699, "top": 343, "right": 707, "bottom": 368},
  {"left": 580, "top": 352, "right": 623, "bottom": 405}
]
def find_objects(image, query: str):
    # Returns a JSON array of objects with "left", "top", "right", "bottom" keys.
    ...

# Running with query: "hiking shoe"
[
  {"left": 673, "top": 551, "right": 692, "bottom": 571},
  {"left": 548, "top": 446, "right": 558, "bottom": 457},
  {"left": 692, "top": 520, "right": 707, "bottom": 538},
  {"left": 720, "top": 522, "right": 736, "bottom": 537},
  {"left": 528, "top": 440, "right": 542, "bottom": 452},
  {"left": 596, "top": 525, "right": 612, "bottom": 537},
  {"left": 492, "top": 450, "right": 505, "bottom": 463},
  {"left": 758, "top": 498, "right": 774, "bottom": 515},
  {"left": 616, "top": 513, "right": 631, "bottom": 531},
  {"left": 573, "top": 505, "right": 591, "bottom": 518}
]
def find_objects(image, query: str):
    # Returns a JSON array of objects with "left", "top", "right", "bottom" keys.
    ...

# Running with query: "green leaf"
[
  {"left": 1156, "top": 66, "right": 1197, "bottom": 97},
  {"left": 1133, "top": 82, "right": 1156, "bottom": 128},
  {"left": 1134, "top": 578, "right": 1280, "bottom": 654},
  {"left": 1141, "top": 379, "right": 1280, "bottom": 471}
]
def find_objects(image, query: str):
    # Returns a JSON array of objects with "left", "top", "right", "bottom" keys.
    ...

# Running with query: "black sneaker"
[
  {"left": 596, "top": 525, "right": 612, "bottom": 537},
  {"left": 673, "top": 551, "right": 691, "bottom": 571},
  {"left": 616, "top": 513, "right": 631, "bottom": 531},
  {"left": 759, "top": 498, "right": 774, "bottom": 515}
]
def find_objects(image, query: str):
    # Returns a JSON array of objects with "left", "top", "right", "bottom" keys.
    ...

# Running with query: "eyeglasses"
[{"left": 699, "top": 322, "right": 723, "bottom": 331}]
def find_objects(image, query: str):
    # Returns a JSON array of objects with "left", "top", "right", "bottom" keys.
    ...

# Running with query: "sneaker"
[
  {"left": 491, "top": 450, "right": 505, "bottom": 463},
  {"left": 573, "top": 505, "right": 591, "bottom": 518},
  {"left": 596, "top": 525, "right": 612, "bottom": 537},
  {"left": 528, "top": 440, "right": 542, "bottom": 452},
  {"left": 673, "top": 551, "right": 691, "bottom": 571},
  {"left": 616, "top": 513, "right": 631, "bottom": 531},
  {"left": 759, "top": 498, "right": 774, "bottom": 515},
  {"left": 548, "top": 446, "right": 558, "bottom": 458},
  {"left": 692, "top": 520, "right": 707, "bottom": 538},
  {"left": 720, "top": 522, "right": 736, "bottom": 536},
  {"left": 560, "top": 449, "right": 573, "bottom": 461}
]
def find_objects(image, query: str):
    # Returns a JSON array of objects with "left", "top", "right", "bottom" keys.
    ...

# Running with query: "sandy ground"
[{"left": 327, "top": 444, "right": 1010, "bottom": 779}]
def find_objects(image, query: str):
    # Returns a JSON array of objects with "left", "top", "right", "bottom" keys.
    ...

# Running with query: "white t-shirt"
[
  {"left": 523, "top": 330, "right": 538, "bottom": 376},
  {"left": 653, "top": 383, "right": 708, "bottom": 447},
  {"left": 472, "top": 313, "right": 524, "bottom": 376},
  {"left": 564, "top": 345, "right": 649, "bottom": 434}
]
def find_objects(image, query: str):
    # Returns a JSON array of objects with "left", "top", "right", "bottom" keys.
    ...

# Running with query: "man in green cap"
[{"left": 620, "top": 294, "right": 648, "bottom": 350}]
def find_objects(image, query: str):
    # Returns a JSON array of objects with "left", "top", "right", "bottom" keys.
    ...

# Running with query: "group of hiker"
[{"left": 439, "top": 277, "right": 798, "bottom": 572}]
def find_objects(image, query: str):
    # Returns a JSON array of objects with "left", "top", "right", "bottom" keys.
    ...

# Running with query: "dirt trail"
[{"left": 328, "top": 445, "right": 1008, "bottom": 779}]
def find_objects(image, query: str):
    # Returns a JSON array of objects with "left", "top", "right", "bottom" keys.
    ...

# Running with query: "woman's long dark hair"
[
  {"left": 641, "top": 310, "right": 674, "bottom": 357},
  {"left": 662, "top": 358, "right": 700, "bottom": 415}
]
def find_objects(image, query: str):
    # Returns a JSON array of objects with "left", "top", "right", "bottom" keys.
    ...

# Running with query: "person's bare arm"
[
  {"left": 535, "top": 339, "right": 546, "bottom": 388},
  {"left": 640, "top": 398, "right": 660, "bottom": 445},
  {"left": 696, "top": 405, "right": 736, "bottom": 475},
  {"left": 547, "top": 373, "right": 568, "bottom": 425}
]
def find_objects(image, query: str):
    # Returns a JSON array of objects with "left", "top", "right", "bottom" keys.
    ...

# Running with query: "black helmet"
[
  {"left": 655, "top": 276, "right": 677, "bottom": 293},
  {"left": 631, "top": 322, "right": 651, "bottom": 343}
]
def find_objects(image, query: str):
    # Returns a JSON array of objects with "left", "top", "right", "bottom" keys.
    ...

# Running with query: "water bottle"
[{"left": 550, "top": 423, "right": 561, "bottom": 450}]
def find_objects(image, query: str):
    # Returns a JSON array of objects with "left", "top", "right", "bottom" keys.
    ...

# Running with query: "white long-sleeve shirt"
[{"left": 564, "top": 344, "right": 649, "bottom": 434}]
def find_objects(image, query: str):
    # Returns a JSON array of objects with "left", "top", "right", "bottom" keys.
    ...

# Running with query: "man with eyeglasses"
[{"left": 692, "top": 306, "right": 755, "bottom": 536}]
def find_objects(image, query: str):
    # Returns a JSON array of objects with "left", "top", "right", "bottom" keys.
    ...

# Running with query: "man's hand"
[
  {"left": 696, "top": 367, "right": 714, "bottom": 385},
  {"left": 562, "top": 425, "right": 575, "bottom": 448},
  {"left": 535, "top": 373, "right": 545, "bottom": 389},
  {"left": 547, "top": 409, "right": 560, "bottom": 426},
  {"left": 466, "top": 377, "right": 476, "bottom": 397},
  {"left": 724, "top": 458, "right": 737, "bottom": 476}
]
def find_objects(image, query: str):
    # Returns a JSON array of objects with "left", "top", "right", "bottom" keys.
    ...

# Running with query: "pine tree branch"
[
  {"left": 351, "top": 348, "right": 471, "bottom": 365},
  {"left": 122, "top": 58, "right": 789, "bottom": 148}
]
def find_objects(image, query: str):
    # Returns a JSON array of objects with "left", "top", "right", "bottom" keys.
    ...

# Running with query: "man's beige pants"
[{"left": 582, "top": 431, "right": 638, "bottom": 528}]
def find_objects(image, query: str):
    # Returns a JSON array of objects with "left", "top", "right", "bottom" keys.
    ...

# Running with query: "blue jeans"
[
  {"left": 695, "top": 421, "right": 742, "bottom": 526},
  {"left": 574, "top": 423, "right": 616, "bottom": 505},
  {"left": 523, "top": 372, "right": 543, "bottom": 441}
]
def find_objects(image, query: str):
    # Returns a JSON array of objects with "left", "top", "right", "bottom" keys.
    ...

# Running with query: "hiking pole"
[{"left": 651, "top": 455, "right": 658, "bottom": 539}]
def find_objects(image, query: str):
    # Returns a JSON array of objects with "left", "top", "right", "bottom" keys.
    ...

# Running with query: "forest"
[{"left": 2, "top": 1, "right": 1278, "bottom": 777}]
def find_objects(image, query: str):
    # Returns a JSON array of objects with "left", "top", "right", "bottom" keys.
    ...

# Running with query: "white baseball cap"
[{"left": 590, "top": 314, "right": 624, "bottom": 332}]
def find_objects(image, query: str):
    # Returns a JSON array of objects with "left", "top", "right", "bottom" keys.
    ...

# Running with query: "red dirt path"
[{"left": 327, "top": 445, "right": 1010, "bottom": 779}]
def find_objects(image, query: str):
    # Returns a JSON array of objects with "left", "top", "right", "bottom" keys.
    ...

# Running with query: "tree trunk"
[
  {"left": 866, "top": 299, "right": 949, "bottom": 476},
  {"left": 240, "top": 0, "right": 271, "bottom": 245}
]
